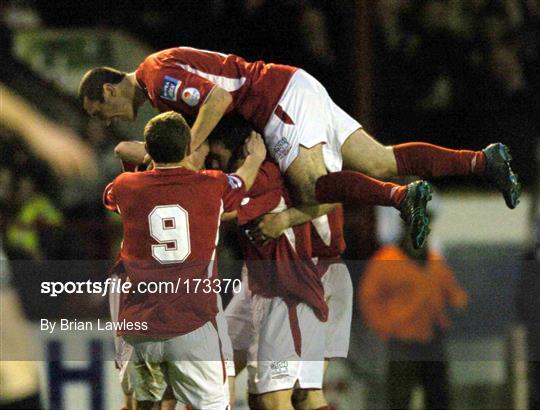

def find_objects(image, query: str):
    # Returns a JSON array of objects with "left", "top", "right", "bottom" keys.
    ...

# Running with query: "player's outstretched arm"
[
  {"left": 233, "top": 132, "right": 266, "bottom": 191},
  {"left": 190, "top": 86, "right": 232, "bottom": 153}
]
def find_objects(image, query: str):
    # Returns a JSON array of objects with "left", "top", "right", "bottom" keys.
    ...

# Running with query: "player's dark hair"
[
  {"left": 208, "top": 115, "right": 253, "bottom": 167},
  {"left": 144, "top": 112, "right": 191, "bottom": 163},
  {"left": 78, "top": 67, "right": 126, "bottom": 105}
]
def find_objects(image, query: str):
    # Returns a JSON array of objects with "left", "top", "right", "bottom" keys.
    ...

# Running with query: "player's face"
[
  {"left": 208, "top": 142, "right": 232, "bottom": 171},
  {"left": 84, "top": 87, "right": 136, "bottom": 126}
]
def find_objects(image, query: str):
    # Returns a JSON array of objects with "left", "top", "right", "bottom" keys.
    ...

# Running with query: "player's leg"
[
  {"left": 286, "top": 144, "right": 408, "bottom": 211},
  {"left": 341, "top": 128, "right": 520, "bottom": 208},
  {"left": 291, "top": 390, "right": 327, "bottom": 410},
  {"left": 282, "top": 144, "right": 432, "bottom": 248},
  {"left": 159, "top": 386, "right": 176, "bottom": 410},
  {"left": 224, "top": 271, "right": 255, "bottom": 407},
  {"left": 313, "top": 169, "right": 432, "bottom": 249},
  {"left": 216, "top": 295, "right": 237, "bottom": 408},
  {"left": 127, "top": 360, "right": 167, "bottom": 410},
  {"left": 135, "top": 400, "right": 160, "bottom": 410},
  {"left": 258, "top": 389, "right": 295, "bottom": 410},
  {"left": 119, "top": 363, "right": 134, "bottom": 410},
  {"left": 123, "top": 336, "right": 170, "bottom": 410},
  {"left": 292, "top": 301, "right": 328, "bottom": 410},
  {"left": 165, "top": 322, "right": 229, "bottom": 410},
  {"left": 248, "top": 296, "right": 302, "bottom": 410}
]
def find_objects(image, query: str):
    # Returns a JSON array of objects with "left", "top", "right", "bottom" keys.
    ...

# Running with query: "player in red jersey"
[
  {"left": 110, "top": 142, "right": 214, "bottom": 410},
  {"left": 80, "top": 46, "right": 520, "bottom": 250},
  {"left": 203, "top": 119, "right": 330, "bottom": 410},
  {"left": 103, "top": 111, "right": 266, "bottom": 410}
]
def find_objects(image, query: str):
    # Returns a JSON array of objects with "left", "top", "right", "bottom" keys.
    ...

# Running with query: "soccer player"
[
  {"left": 290, "top": 205, "right": 352, "bottom": 408},
  {"left": 205, "top": 121, "right": 329, "bottom": 410},
  {"left": 103, "top": 111, "right": 266, "bottom": 410},
  {"left": 79, "top": 47, "right": 520, "bottom": 248}
]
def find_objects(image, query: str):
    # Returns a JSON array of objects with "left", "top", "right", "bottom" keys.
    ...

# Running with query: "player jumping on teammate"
[{"left": 81, "top": 47, "right": 520, "bottom": 248}]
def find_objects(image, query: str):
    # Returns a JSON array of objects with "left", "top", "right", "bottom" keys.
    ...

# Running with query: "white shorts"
[
  {"left": 264, "top": 69, "right": 362, "bottom": 173},
  {"left": 321, "top": 262, "right": 353, "bottom": 358},
  {"left": 109, "top": 274, "right": 134, "bottom": 385},
  {"left": 224, "top": 269, "right": 253, "bottom": 353},
  {"left": 125, "top": 321, "right": 229, "bottom": 409},
  {"left": 247, "top": 295, "right": 326, "bottom": 394},
  {"left": 217, "top": 294, "right": 236, "bottom": 377}
]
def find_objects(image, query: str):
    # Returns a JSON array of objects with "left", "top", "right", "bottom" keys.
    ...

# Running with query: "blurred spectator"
[
  {"left": 5, "top": 176, "right": 63, "bottom": 260},
  {"left": 359, "top": 216, "right": 467, "bottom": 409},
  {"left": 0, "top": 83, "right": 97, "bottom": 178},
  {"left": 0, "top": 16, "right": 103, "bottom": 409}
]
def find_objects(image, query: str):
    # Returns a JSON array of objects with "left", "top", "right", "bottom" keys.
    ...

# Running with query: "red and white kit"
[
  {"left": 103, "top": 166, "right": 246, "bottom": 408},
  {"left": 224, "top": 161, "right": 328, "bottom": 394},
  {"left": 136, "top": 47, "right": 361, "bottom": 172},
  {"left": 311, "top": 206, "right": 353, "bottom": 359}
]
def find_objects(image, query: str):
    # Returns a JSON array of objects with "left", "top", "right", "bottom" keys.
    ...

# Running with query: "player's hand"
[
  {"left": 244, "top": 131, "right": 266, "bottom": 162},
  {"left": 142, "top": 154, "right": 155, "bottom": 170},
  {"left": 250, "top": 213, "right": 286, "bottom": 244},
  {"left": 27, "top": 123, "right": 98, "bottom": 178}
]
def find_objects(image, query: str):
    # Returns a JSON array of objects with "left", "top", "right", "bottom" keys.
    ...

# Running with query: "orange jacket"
[{"left": 359, "top": 245, "right": 467, "bottom": 342}]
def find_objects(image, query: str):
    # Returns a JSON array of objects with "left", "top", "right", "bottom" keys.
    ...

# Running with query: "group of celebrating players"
[{"left": 79, "top": 46, "right": 520, "bottom": 410}]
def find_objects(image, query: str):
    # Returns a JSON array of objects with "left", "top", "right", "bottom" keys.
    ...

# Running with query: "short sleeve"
[
  {"left": 155, "top": 68, "right": 217, "bottom": 115},
  {"left": 236, "top": 190, "right": 282, "bottom": 226},
  {"left": 103, "top": 181, "right": 119, "bottom": 213},
  {"left": 246, "top": 162, "right": 283, "bottom": 197}
]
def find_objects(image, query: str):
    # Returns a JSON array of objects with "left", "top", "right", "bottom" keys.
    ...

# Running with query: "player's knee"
[
  {"left": 286, "top": 167, "right": 325, "bottom": 205},
  {"left": 359, "top": 146, "right": 396, "bottom": 179},
  {"left": 259, "top": 391, "right": 293, "bottom": 410},
  {"left": 342, "top": 130, "right": 397, "bottom": 178},
  {"left": 293, "top": 389, "right": 327, "bottom": 410}
]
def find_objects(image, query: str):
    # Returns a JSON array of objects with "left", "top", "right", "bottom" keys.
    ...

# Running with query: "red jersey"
[
  {"left": 135, "top": 47, "right": 297, "bottom": 132},
  {"left": 103, "top": 166, "right": 246, "bottom": 337},
  {"left": 235, "top": 162, "right": 328, "bottom": 321}
]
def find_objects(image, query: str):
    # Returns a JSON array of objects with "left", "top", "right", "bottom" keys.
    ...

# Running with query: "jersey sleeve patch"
[
  {"left": 181, "top": 87, "right": 201, "bottom": 107},
  {"left": 226, "top": 175, "right": 243, "bottom": 190},
  {"left": 160, "top": 76, "right": 182, "bottom": 101}
]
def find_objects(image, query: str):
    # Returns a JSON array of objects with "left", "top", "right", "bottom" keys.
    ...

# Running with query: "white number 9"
[{"left": 148, "top": 205, "right": 191, "bottom": 264}]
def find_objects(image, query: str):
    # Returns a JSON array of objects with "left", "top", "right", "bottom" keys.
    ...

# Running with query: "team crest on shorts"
[
  {"left": 272, "top": 137, "right": 291, "bottom": 161},
  {"left": 270, "top": 361, "right": 289, "bottom": 379},
  {"left": 160, "top": 76, "right": 181, "bottom": 101},
  {"left": 181, "top": 87, "right": 201, "bottom": 107}
]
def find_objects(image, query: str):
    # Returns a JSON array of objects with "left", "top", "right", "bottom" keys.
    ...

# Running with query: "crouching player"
[{"left": 103, "top": 111, "right": 266, "bottom": 409}]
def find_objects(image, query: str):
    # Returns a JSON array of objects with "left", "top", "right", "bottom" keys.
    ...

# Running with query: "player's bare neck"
[
  {"left": 126, "top": 72, "right": 147, "bottom": 106},
  {"left": 154, "top": 161, "right": 184, "bottom": 169}
]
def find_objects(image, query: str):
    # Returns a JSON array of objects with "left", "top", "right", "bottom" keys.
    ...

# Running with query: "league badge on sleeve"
[
  {"left": 181, "top": 87, "right": 201, "bottom": 107},
  {"left": 227, "top": 175, "right": 243, "bottom": 190},
  {"left": 160, "top": 76, "right": 181, "bottom": 101}
]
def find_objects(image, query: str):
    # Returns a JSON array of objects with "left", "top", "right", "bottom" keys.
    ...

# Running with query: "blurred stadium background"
[{"left": 0, "top": 0, "right": 538, "bottom": 409}]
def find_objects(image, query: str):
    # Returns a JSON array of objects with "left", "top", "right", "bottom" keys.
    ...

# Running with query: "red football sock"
[
  {"left": 393, "top": 142, "right": 486, "bottom": 178},
  {"left": 315, "top": 171, "right": 407, "bottom": 209}
]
